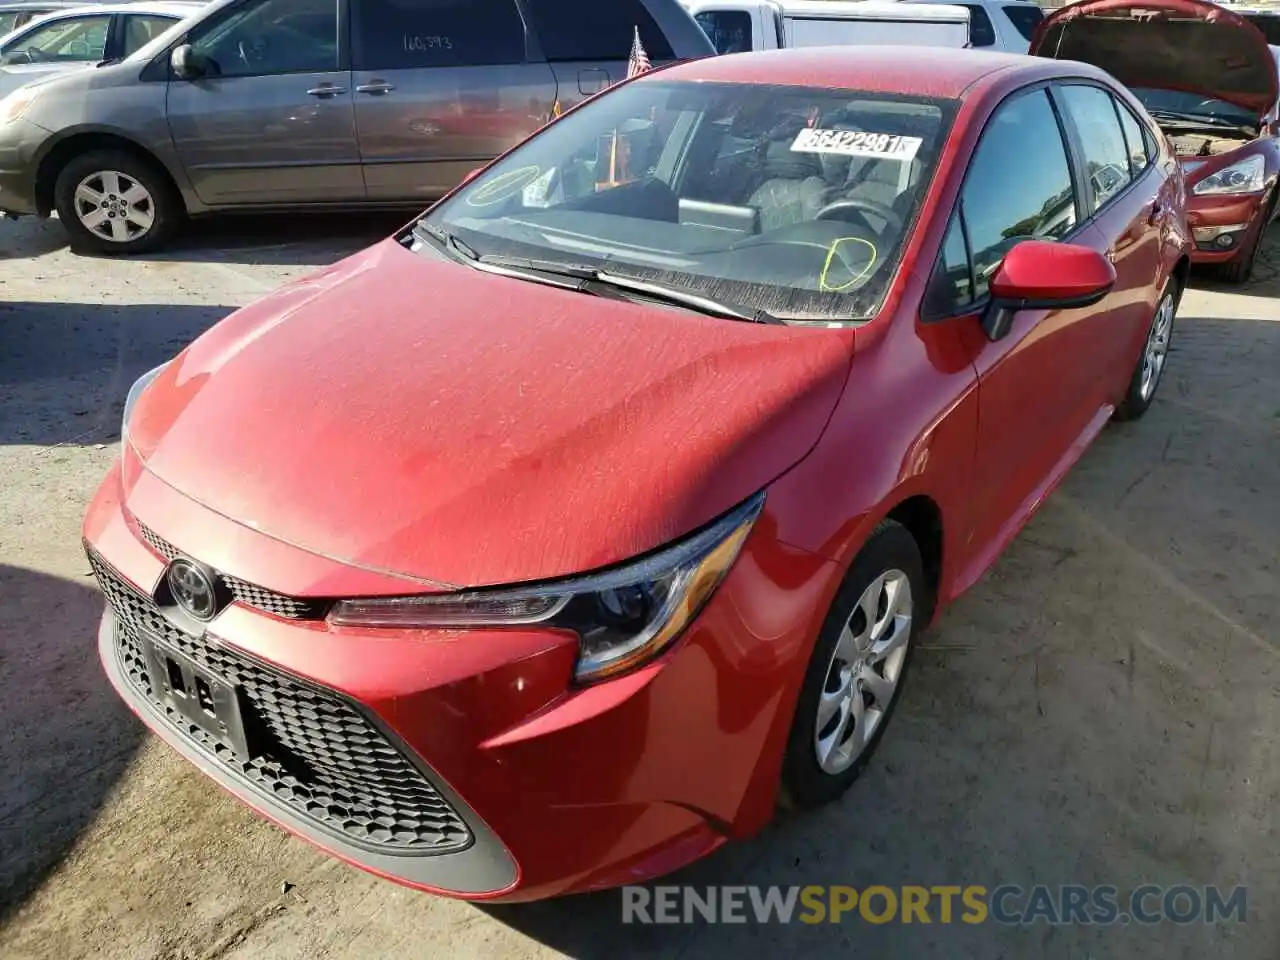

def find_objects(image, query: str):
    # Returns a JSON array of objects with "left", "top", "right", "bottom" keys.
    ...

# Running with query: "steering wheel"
[
  {"left": 23, "top": 46, "right": 47, "bottom": 63},
  {"left": 237, "top": 37, "right": 268, "bottom": 69},
  {"left": 814, "top": 196, "right": 904, "bottom": 234}
]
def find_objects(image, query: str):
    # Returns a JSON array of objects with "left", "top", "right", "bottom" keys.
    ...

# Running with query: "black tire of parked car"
[
  {"left": 1113, "top": 278, "right": 1179, "bottom": 422},
  {"left": 1217, "top": 189, "right": 1275, "bottom": 285},
  {"left": 780, "top": 519, "right": 924, "bottom": 809},
  {"left": 53, "top": 149, "right": 182, "bottom": 255}
]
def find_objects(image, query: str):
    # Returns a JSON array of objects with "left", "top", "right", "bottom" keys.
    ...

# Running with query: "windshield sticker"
[
  {"left": 819, "top": 236, "right": 877, "bottom": 292},
  {"left": 791, "top": 129, "right": 922, "bottom": 161}
]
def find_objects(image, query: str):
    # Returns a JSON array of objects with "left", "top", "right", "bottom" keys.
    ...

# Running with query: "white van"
[
  {"left": 890, "top": 0, "right": 1046, "bottom": 52},
  {"left": 682, "top": 0, "right": 972, "bottom": 54}
]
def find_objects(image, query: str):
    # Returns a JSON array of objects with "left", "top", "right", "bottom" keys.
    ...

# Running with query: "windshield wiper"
[
  {"left": 471, "top": 253, "right": 787, "bottom": 325},
  {"left": 1147, "top": 110, "right": 1254, "bottom": 135},
  {"left": 411, "top": 220, "right": 480, "bottom": 261}
]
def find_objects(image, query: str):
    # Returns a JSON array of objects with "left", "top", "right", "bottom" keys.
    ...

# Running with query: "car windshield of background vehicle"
[
  {"left": 424, "top": 81, "right": 957, "bottom": 323},
  {"left": 0, "top": 13, "right": 108, "bottom": 63},
  {"left": 1001, "top": 5, "right": 1043, "bottom": 41},
  {"left": 1129, "top": 87, "right": 1259, "bottom": 128},
  {"left": 695, "top": 10, "right": 753, "bottom": 54}
]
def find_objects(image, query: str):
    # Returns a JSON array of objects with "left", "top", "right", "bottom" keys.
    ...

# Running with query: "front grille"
[
  {"left": 137, "top": 522, "right": 328, "bottom": 620},
  {"left": 90, "top": 550, "right": 473, "bottom": 855}
]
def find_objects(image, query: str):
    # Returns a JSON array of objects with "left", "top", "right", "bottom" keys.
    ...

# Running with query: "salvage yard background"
[{"left": 0, "top": 215, "right": 1277, "bottom": 959}]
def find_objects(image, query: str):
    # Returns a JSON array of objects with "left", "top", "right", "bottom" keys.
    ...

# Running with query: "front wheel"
[
  {"left": 1114, "top": 282, "right": 1177, "bottom": 422},
  {"left": 781, "top": 520, "right": 924, "bottom": 809},
  {"left": 53, "top": 149, "right": 181, "bottom": 254}
]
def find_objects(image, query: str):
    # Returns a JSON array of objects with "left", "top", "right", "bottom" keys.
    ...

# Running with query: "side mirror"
[
  {"left": 981, "top": 239, "right": 1116, "bottom": 341},
  {"left": 170, "top": 43, "right": 203, "bottom": 80}
]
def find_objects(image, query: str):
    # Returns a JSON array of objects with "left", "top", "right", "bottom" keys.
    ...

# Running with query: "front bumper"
[
  {"left": 0, "top": 118, "right": 51, "bottom": 217},
  {"left": 1186, "top": 191, "right": 1271, "bottom": 263},
  {"left": 85, "top": 458, "right": 839, "bottom": 900}
]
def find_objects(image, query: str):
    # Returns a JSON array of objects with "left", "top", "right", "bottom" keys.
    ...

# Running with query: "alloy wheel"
[
  {"left": 1139, "top": 294, "right": 1174, "bottom": 402},
  {"left": 73, "top": 170, "right": 155, "bottom": 244},
  {"left": 814, "top": 569, "right": 913, "bottom": 775}
]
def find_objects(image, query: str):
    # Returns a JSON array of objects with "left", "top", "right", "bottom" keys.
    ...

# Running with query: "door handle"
[
  {"left": 1105, "top": 248, "right": 1118, "bottom": 264},
  {"left": 1148, "top": 199, "right": 1164, "bottom": 226},
  {"left": 356, "top": 81, "right": 395, "bottom": 95},
  {"left": 306, "top": 85, "right": 346, "bottom": 98}
]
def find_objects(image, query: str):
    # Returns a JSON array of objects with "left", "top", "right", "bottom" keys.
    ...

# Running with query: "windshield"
[
  {"left": 423, "top": 80, "right": 956, "bottom": 322},
  {"left": 1129, "top": 87, "right": 1259, "bottom": 127}
]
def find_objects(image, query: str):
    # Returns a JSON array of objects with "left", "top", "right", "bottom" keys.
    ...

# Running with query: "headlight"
[
  {"left": 329, "top": 492, "right": 765, "bottom": 683},
  {"left": 120, "top": 362, "right": 169, "bottom": 442},
  {"left": 1192, "top": 155, "right": 1265, "bottom": 196},
  {"left": 0, "top": 87, "right": 39, "bottom": 125}
]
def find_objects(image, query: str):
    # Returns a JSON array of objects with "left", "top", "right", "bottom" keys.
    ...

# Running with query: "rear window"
[
  {"left": 352, "top": 0, "right": 526, "bottom": 69},
  {"left": 695, "top": 10, "right": 752, "bottom": 54},
  {"left": 1002, "top": 4, "right": 1043, "bottom": 41},
  {"left": 523, "top": 0, "right": 675, "bottom": 61}
]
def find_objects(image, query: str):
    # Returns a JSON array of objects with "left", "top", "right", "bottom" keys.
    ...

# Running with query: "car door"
[
  {"left": 923, "top": 86, "right": 1112, "bottom": 560},
  {"left": 1052, "top": 82, "right": 1166, "bottom": 395},
  {"left": 165, "top": 0, "right": 363, "bottom": 206},
  {"left": 0, "top": 12, "right": 112, "bottom": 99},
  {"left": 521, "top": 0, "right": 677, "bottom": 106},
  {"left": 349, "top": 0, "right": 556, "bottom": 202}
]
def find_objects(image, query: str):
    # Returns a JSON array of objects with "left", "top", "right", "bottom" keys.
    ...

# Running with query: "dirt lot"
[{"left": 0, "top": 214, "right": 1276, "bottom": 960}]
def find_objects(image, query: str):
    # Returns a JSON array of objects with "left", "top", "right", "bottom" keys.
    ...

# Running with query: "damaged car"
[{"left": 1032, "top": 0, "right": 1279, "bottom": 281}]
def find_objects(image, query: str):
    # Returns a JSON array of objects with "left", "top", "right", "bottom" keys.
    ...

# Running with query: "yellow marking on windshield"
[
  {"left": 819, "top": 237, "right": 878, "bottom": 292},
  {"left": 466, "top": 165, "right": 541, "bottom": 206}
]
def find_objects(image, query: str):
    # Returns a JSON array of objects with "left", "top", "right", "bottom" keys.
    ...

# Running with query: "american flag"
[{"left": 626, "top": 26, "right": 651, "bottom": 79}]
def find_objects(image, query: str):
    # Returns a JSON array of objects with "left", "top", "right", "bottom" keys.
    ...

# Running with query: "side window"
[
  {"left": 960, "top": 89, "right": 1077, "bottom": 299},
  {"left": 123, "top": 15, "right": 177, "bottom": 57},
  {"left": 353, "top": 0, "right": 524, "bottom": 69},
  {"left": 1001, "top": 5, "right": 1043, "bottom": 41},
  {"left": 925, "top": 213, "right": 975, "bottom": 316},
  {"left": 523, "top": 0, "right": 675, "bottom": 61},
  {"left": 694, "top": 10, "right": 752, "bottom": 55},
  {"left": 1054, "top": 84, "right": 1133, "bottom": 211},
  {"left": 0, "top": 15, "right": 110, "bottom": 65},
  {"left": 187, "top": 0, "right": 338, "bottom": 77},
  {"left": 964, "top": 5, "right": 997, "bottom": 47},
  {"left": 1114, "top": 99, "right": 1153, "bottom": 179}
]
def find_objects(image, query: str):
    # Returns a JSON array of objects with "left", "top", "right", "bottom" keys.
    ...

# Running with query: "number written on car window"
[{"left": 404, "top": 35, "right": 452, "bottom": 51}]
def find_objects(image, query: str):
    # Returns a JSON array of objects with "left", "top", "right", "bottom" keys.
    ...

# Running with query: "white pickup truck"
[{"left": 682, "top": 0, "right": 973, "bottom": 53}]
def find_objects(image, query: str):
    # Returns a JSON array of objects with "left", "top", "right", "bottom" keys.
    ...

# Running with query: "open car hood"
[{"left": 1030, "top": 0, "right": 1280, "bottom": 120}]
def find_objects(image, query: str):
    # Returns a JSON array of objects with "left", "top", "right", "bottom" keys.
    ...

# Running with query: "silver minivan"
[{"left": 0, "top": 0, "right": 714, "bottom": 252}]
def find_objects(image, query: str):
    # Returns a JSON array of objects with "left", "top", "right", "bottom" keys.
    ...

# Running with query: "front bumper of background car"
[{"left": 1187, "top": 191, "right": 1273, "bottom": 263}]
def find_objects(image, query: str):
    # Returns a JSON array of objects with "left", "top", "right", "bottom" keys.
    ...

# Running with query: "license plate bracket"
[{"left": 139, "top": 633, "right": 255, "bottom": 761}]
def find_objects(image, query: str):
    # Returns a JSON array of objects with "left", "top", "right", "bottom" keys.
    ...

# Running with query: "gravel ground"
[{"left": 0, "top": 214, "right": 1277, "bottom": 960}]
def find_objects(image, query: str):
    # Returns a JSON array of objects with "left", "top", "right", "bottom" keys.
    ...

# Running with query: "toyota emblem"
[{"left": 167, "top": 558, "right": 218, "bottom": 621}]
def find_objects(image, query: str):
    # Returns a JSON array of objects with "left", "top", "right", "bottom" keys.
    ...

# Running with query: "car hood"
[
  {"left": 1030, "top": 0, "right": 1280, "bottom": 119},
  {"left": 127, "top": 239, "right": 854, "bottom": 589}
]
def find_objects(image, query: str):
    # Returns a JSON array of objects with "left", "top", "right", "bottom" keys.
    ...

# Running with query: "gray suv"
[{"left": 0, "top": 0, "right": 714, "bottom": 252}]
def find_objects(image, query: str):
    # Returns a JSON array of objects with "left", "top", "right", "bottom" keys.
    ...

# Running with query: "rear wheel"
[
  {"left": 1114, "top": 281, "right": 1176, "bottom": 422},
  {"left": 53, "top": 149, "right": 181, "bottom": 254},
  {"left": 781, "top": 520, "right": 923, "bottom": 809}
]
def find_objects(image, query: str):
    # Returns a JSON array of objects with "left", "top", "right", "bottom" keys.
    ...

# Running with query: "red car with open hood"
[
  {"left": 1031, "top": 0, "right": 1280, "bottom": 282},
  {"left": 84, "top": 47, "right": 1191, "bottom": 901}
]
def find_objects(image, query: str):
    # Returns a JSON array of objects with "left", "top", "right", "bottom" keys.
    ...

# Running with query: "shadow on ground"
[
  {"left": 0, "top": 301, "right": 234, "bottom": 447},
  {"left": 0, "top": 564, "right": 142, "bottom": 922},
  {"left": 476, "top": 315, "right": 1280, "bottom": 957}
]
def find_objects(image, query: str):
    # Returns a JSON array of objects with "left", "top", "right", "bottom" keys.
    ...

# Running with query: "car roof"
[
  {"left": 654, "top": 45, "right": 1081, "bottom": 98},
  {"left": 13, "top": 0, "right": 199, "bottom": 19}
]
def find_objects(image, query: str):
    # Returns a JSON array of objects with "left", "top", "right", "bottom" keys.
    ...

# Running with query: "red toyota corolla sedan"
[
  {"left": 1031, "top": 0, "right": 1280, "bottom": 282},
  {"left": 84, "top": 47, "right": 1191, "bottom": 902}
]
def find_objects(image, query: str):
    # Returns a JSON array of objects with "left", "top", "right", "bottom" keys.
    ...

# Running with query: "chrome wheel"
[
  {"left": 815, "top": 569, "right": 913, "bottom": 775},
  {"left": 1139, "top": 294, "right": 1174, "bottom": 402},
  {"left": 73, "top": 170, "right": 155, "bottom": 244}
]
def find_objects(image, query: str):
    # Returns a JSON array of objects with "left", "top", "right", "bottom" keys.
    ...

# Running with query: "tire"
[
  {"left": 53, "top": 149, "right": 181, "bottom": 254},
  {"left": 780, "top": 520, "right": 924, "bottom": 809},
  {"left": 1113, "top": 280, "right": 1177, "bottom": 422}
]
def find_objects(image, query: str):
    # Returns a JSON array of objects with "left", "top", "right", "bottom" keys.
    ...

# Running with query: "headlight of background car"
[
  {"left": 0, "top": 87, "right": 39, "bottom": 125},
  {"left": 1192, "top": 154, "right": 1265, "bottom": 196},
  {"left": 120, "top": 362, "right": 169, "bottom": 443},
  {"left": 329, "top": 492, "right": 765, "bottom": 683}
]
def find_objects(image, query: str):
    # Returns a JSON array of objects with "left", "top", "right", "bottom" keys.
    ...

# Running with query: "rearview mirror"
[
  {"left": 170, "top": 43, "right": 204, "bottom": 80},
  {"left": 981, "top": 239, "right": 1116, "bottom": 342}
]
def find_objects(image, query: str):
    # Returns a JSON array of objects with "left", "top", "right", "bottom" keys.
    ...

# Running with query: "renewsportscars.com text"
[{"left": 621, "top": 884, "right": 1248, "bottom": 926}]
